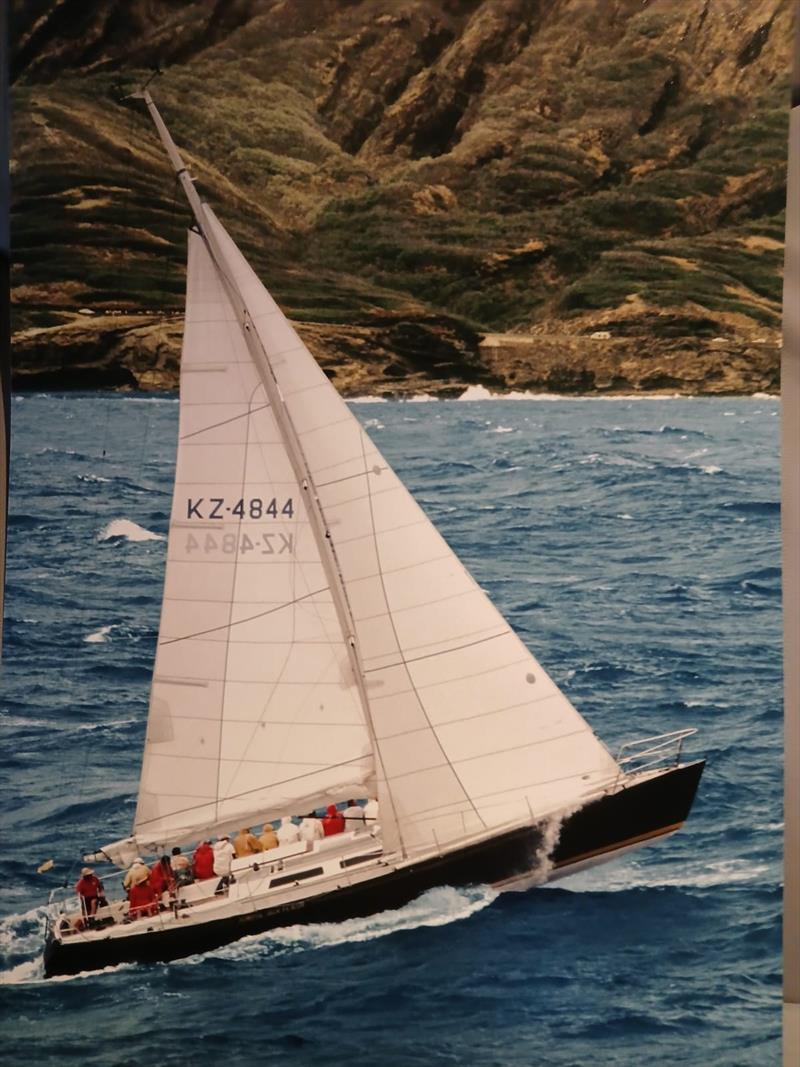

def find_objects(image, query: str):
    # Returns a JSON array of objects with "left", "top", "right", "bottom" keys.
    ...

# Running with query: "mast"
[{"left": 138, "top": 91, "right": 404, "bottom": 856}]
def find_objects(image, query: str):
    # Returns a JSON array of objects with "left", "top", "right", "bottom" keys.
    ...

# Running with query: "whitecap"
[
  {"left": 700, "top": 465, "right": 722, "bottom": 475},
  {"left": 490, "top": 426, "right": 515, "bottom": 434},
  {"left": 557, "top": 857, "right": 772, "bottom": 893},
  {"left": 85, "top": 625, "right": 113, "bottom": 644},
  {"left": 347, "top": 396, "right": 388, "bottom": 404},
  {"left": 98, "top": 519, "right": 165, "bottom": 542},
  {"left": 0, "top": 905, "right": 48, "bottom": 985}
]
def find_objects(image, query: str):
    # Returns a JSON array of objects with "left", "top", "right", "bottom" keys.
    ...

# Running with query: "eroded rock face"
[
  {"left": 11, "top": 0, "right": 791, "bottom": 394},
  {"left": 11, "top": 308, "right": 779, "bottom": 397}
]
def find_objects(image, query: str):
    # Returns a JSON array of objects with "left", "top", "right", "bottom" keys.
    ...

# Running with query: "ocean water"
[{"left": 0, "top": 393, "right": 782, "bottom": 1066}]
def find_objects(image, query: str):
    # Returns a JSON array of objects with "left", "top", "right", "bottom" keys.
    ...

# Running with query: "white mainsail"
[
  {"left": 133, "top": 230, "right": 374, "bottom": 849},
  {"left": 116, "top": 94, "right": 621, "bottom": 860}
]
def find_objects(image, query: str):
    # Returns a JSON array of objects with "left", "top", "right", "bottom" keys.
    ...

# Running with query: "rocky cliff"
[{"left": 11, "top": 0, "right": 792, "bottom": 393}]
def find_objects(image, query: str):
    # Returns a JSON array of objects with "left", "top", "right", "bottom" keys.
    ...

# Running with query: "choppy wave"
[
  {"left": 1, "top": 393, "right": 782, "bottom": 1066},
  {"left": 98, "top": 519, "right": 165, "bottom": 542},
  {"left": 84, "top": 625, "right": 113, "bottom": 644},
  {"left": 557, "top": 858, "right": 773, "bottom": 894}
]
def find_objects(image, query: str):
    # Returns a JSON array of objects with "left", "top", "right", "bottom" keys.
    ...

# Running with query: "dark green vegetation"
[{"left": 11, "top": 0, "right": 791, "bottom": 392}]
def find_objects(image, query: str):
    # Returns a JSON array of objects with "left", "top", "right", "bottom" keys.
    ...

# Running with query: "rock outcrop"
[{"left": 10, "top": 0, "right": 791, "bottom": 394}]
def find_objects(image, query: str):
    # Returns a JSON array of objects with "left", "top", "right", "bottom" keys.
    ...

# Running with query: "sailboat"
[{"left": 42, "top": 92, "right": 704, "bottom": 978}]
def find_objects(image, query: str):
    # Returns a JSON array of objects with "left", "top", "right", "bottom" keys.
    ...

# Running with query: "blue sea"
[{"left": 0, "top": 393, "right": 782, "bottom": 1066}]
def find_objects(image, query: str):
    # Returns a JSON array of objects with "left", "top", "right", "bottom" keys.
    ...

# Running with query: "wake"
[{"left": 178, "top": 884, "right": 498, "bottom": 968}]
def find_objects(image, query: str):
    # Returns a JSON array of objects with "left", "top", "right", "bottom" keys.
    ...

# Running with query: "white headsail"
[
  {"left": 111, "top": 93, "right": 621, "bottom": 860},
  {"left": 203, "top": 210, "right": 621, "bottom": 855}
]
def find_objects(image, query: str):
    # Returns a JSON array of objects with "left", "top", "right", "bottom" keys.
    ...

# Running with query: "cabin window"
[
  {"left": 269, "top": 866, "right": 324, "bottom": 888},
  {"left": 340, "top": 852, "right": 381, "bottom": 869}
]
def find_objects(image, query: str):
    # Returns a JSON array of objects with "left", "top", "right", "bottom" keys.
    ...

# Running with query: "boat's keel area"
[{"left": 43, "top": 761, "right": 703, "bottom": 977}]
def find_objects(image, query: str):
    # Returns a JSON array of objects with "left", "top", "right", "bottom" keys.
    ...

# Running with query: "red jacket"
[
  {"left": 128, "top": 880, "right": 158, "bottom": 917},
  {"left": 193, "top": 843, "right": 216, "bottom": 880},
  {"left": 75, "top": 874, "right": 103, "bottom": 899},
  {"left": 150, "top": 860, "right": 175, "bottom": 896},
  {"left": 321, "top": 805, "right": 345, "bottom": 836}
]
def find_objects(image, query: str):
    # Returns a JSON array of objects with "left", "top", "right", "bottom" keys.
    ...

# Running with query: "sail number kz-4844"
[{"left": 186, "top": 497, "right": 295, "bottom": 520}]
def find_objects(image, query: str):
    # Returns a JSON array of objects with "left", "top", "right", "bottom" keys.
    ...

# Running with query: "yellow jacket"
[
  {"left": 233, "top": 831, "right": 263, "bottom": 857},
  {"left": 123, "top": 861, "right": 150, "bottom": 889},
  {"left": 259, "top": 827, "right": 279, "bottom": 850}
]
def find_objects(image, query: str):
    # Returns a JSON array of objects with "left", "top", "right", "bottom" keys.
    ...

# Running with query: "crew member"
[
  {"left": 276, "top": 816, "right": 300, "bottom": 845},
  {"left": 342, "top": 800, "right": 365, "bottom": 833},
  {"left": 192, "top": 839, "right": 216, "bottom": 881},
  {"left": 321, "top": 804, "right": 345, "bottom": 836},
  {"left": 213, "top": 833, "right": 237, "bottom": 894},
  {"left": 299, "top": 814, "right": 323, "bottom": 843},
  {"left": 259, "top": 822, "right": 279, "bottom": 850},
  {"left": 233, "top": 827, "right": 262, "bottom": 858},
  {"left": 75, "top": 867, "right": 105, "bottom": 921}
]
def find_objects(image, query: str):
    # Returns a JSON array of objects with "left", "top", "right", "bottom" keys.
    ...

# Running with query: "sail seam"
[
  {"left": 330, "top": 516, "right": 429, "bottom": 546},
  {"left": 467, "top": 770, "right": 618, "bottom": 804},
  {"left": 362, "top": 630, "right": 508, "bottom": 673},
  {"left": 397, "top": 769, "right": 615, "bottom": 821},
  {"left": 180, "top": 402, "right": 271, "bottom": 440},
  {"left": 353, "top": 584, "right": 488, "bottom": 623},
  {"left": 339, "top": 551, "right": 455, "bottom": 582},
  {"left": 366, "top": 655, "right": 529, "bottom": 700},
  {"left": 148, "top": 755, "right": 359, "bottom": 767},
  {"left": 316, "top": 467, "right": 387, "bottom": 490},
  {"left": 385, "top": 728, "right": 586, "bottom": 782},
  {"left": 374, "top": 692, "right": 565, "bottom": 739},
  {"left": 159, "top": 587, "right": 329, "bottom": 644},
  {"left": 148, "top": 716, "right": 366, "bottom": 726}
]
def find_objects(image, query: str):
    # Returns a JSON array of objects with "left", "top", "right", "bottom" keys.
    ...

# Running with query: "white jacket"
[
  {"left": 212, "top": 839, "right": 236, "bottom": 876},
  {"left": 342, "top": 804, "right": 366, "bottom": 832},
  {"left": 276, "top": 816, "right": 300, "bottom": 844},
  {"left": 298, "top": 817, "right": 323, "bottom": 842}
]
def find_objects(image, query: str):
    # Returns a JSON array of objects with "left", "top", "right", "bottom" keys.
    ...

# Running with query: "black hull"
[{"left": 44, "top": 761, "right": 704, "bottom": 977}]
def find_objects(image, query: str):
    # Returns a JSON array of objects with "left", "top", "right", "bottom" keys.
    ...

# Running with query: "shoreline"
[{"left": 12, "top": 385, "right": 781, "bottom": 403}]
